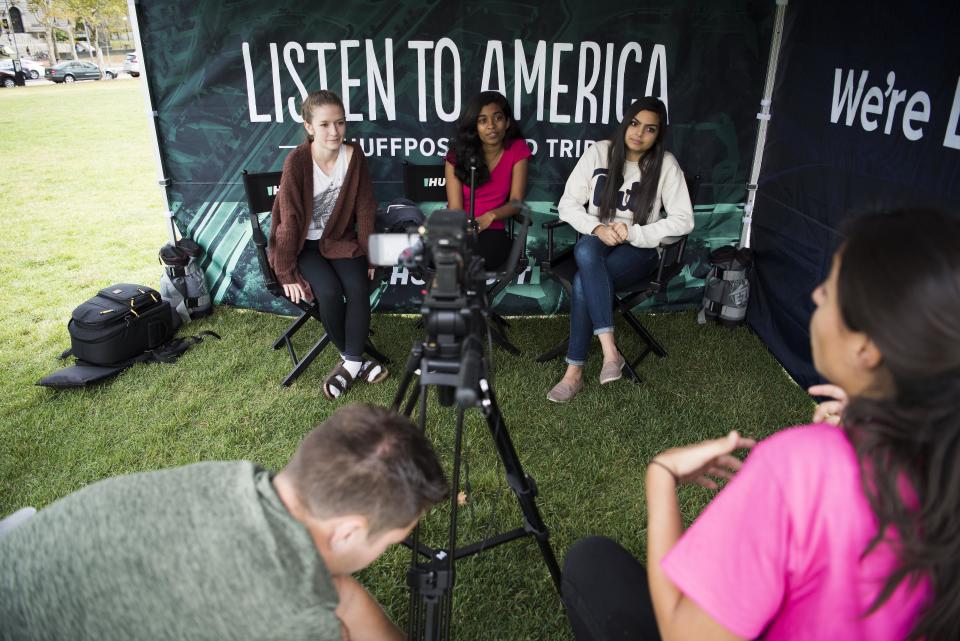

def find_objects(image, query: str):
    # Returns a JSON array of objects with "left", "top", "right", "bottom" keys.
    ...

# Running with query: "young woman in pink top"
[
  {"left": 444, "top": 91, "right": 531, "bottom": 269},
  {"left": 562, "top": 208, "right": 956, "bottom": 641}
]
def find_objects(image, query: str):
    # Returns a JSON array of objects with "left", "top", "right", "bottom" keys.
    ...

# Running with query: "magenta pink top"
[
  {"left": 661, "top": 424, "right": 930, "bottom": 641},
  {"left": 444, "top": 138, "right": 532, "bottom": 231}
]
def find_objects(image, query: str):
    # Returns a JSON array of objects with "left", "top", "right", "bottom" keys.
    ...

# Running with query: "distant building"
[
  {"left": 0, "top": 2, "right": 131, "bottom": 61},
  {"left": 0, "top": 2, "right": 54, "bottom": 58}
]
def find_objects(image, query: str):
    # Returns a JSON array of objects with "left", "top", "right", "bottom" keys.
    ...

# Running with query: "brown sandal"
[
  {"left": 358, "top": 359, "right": 390, "bottom": 384},
  {"left": 322, "top": 362, "right": 356, "bottom": 400}
]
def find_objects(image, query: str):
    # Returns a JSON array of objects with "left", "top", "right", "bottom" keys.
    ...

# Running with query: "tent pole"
[
  {"left": 127, "top": 0, "right": 178, "bottom": 244},
  {"left": 740, "top": 0, "right": 788, "bottom": 249}
]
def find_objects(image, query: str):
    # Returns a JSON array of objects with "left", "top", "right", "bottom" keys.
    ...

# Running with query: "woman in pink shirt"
[
  {"left": 444, "top": 91, "right": 531, "bottom": 269},
  {"left": 562, "top": 208, "right": 956, "bottom": 641}
]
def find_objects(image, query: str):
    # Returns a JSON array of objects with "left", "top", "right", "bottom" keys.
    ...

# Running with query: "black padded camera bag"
[{"left": 67, "top": 284, "right": 175, "bottom": 366}]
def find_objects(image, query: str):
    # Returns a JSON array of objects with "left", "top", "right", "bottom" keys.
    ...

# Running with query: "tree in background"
[
  {"left": 27, "top": 0, "right": 65, "bottom": 63},
  {"left": 67, "top": 0, "right": 125, "bottom": 70},
  {"left": 59, "top": 1, "right": 82, "bottom": 61}
]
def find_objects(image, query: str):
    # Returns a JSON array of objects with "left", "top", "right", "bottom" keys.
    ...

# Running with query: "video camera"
[
  {"left": 370, "top": 204, "right": 530, "bottom": 407},
  {"left": 370, "top": 203, "right": 529, "bottom": 337}
]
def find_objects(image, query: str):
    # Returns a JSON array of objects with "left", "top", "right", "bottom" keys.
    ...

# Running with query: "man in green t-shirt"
[{"left": 0, "top": 404, "right": 448, "bottom": 641}]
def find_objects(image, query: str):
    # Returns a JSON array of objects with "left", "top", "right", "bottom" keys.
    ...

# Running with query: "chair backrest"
[
  {"left": 654, "top": 171, "right": 700, "bottom": 283},
  {"left": 241, "top": 169, "right": 283, "bottom": 293},
  {"left": 402, "top": 161, "right": 447, "bottom": 202},
  {"left": 684, "top": 171, "right": 701, "bottom": 212},
  {"left": 242, "top": 170, "right": 283, "bottom": 214}
]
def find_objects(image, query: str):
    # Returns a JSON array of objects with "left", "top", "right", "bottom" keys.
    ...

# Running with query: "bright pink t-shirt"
[
  {"left": 661, "top": 424, "right": 930, "bottom": 641},
  {"left": 444, "top": 138, "right": 532, "bottom": 230}
]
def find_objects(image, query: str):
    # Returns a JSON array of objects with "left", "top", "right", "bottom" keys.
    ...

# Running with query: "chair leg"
[
  {"left": 364, "top": 340, "right": 391, "bottom": 365},
  {"left": 490, "top": 311, "right": 511, "bottom": 328},
  {"left": 536, "top": 338, "right": 569, "bottom": 363},
  {"left": 629, "top": 345, "right": 654, "bottom": 370},
  {"left": 617, "top": 339, "right": 643, "bottom": 385},
  {"left": 620, "top": 308, "right": 668, "bottom": 358},
  {"left": 273, "top": 311, "right": 313, "bottom": 350},
  {"left": 488, "top": 321, "right": 522, "bottom": 356},
  {"left": 486, "top": 273, "right": 512, "bottom": 300},
  {"left": 282, "top": 333, "right": 331, "bottom": 387}
]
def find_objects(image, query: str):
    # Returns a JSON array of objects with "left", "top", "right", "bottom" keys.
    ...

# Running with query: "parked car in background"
[
  {"left": 122, "top": 53, "right": 140, "bottom": 77},
  {"left": 0, "top": 58, "right": 44, "bottom": 80},
  {"left": 0, "top": 69, "right": 16, "bottom": 88},
  {"left": 45, "top": 60, "right": 101, "bottom": 83}
]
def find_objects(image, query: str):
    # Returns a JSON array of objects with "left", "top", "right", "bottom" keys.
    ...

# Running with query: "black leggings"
[
  {"left": 296, "top": 247, "right": 369, "bottom": 362},
  {"left": 562, "top": 536, "right": 661, "bottom": 641},
  {"left": 477, "top": 228, "right": 513, "bottom": 271}
]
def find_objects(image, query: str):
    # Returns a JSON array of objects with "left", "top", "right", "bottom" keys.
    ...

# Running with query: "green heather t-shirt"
[{"left": 0, "top": 461, "right": 340, "bottom": 641}]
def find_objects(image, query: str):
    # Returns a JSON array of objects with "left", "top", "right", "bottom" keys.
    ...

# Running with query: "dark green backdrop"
[{"left": 134, "top": 0, "right": 773, "bottom": 314}]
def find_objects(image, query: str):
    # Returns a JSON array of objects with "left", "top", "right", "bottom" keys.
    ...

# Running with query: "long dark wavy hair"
[
  {"left": 449, "top": 91, "right": 525, "bottom": 187},
  {"left": 837, "top": 208, "right": 960, "bottom": 641},
  {"left": 598, "top": 96, "right": 668, "bottom": 224}
]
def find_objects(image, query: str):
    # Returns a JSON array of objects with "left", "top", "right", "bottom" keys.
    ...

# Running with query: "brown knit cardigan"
[{"left": 267, "top": 141, "right": 376, "bottom": 302}]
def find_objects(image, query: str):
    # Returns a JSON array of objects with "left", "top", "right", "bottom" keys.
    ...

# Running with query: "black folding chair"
[
  {"left": 242, "top": 169, "right": 390, "bottom": 387},
  {"left": 536, "top": 172, "right": 701, "bottom": 384},
  {"left": 401, "top": 160, "right": 531, "bottom": 355}
]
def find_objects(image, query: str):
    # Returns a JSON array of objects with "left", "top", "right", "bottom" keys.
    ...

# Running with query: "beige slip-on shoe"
[
  {"left": 599, "top": 355, "right": 625, "bottom": 384},
  {"left": 547, "top": 378, "right": 584, "bottom": 403}
]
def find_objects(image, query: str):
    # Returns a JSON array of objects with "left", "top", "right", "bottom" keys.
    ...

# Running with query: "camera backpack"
[
  {"left": 376, "top": 198, "right": 426, "bottom": 233},
  {"left": 39, "top": 283, "right": 220, "bottom": 389},
  {"left": 67, "top": 283, "right": 176, "bottom": 365},
  {"left": 698, "top": 246, "right": 754, "bottom": 327},
  {"left": 159, "top": 238, "right": 212, "bottom": 324}
]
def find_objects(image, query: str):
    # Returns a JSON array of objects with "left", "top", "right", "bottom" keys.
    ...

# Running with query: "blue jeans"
[{"left": 566, "top": 235, "right": 659, "bottom": 365}]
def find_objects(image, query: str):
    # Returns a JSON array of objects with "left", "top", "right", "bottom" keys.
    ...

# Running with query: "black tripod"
[{"left": 392, "top": 320, "right": 562, "bottom": 641}]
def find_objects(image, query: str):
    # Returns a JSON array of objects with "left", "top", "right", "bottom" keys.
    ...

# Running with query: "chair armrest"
[
  {"left": 543, "top": 218, "right": 571, "bottom": 231},
  {"left": 652, "top": 236, "right": 689, "bottom": 286},
  {"left": 249, "top": 211, "right": 268, "bottom": 247},
  {"left": 494, "top": 210, "right": 532, "bottom": 279},
  {"left": 543, "top": 217, "right": 580, "bottom": 267},
  {"left": 247, "top": 211, "right": 280, "bottom": 292},
  {"left": 506, "top": 212, "right": 533, "bottom": 239}
]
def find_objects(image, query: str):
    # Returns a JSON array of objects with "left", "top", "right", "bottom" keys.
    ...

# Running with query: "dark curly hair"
[
  {"left": 448, "top": 91, "right": 525, "bottom": 186},
  {"left": 837, "top": 208, "right": 960, "bottom": 641}
]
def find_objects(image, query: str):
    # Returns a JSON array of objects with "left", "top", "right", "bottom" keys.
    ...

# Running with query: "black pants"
[
  {"left": 562, "top": 536, "right": 661, "bottom": 641},
  {"left": 296, "top": 248, "right": 369, "bottom": 362},
  {"left": 477, "top": 228, "right": 512, "bottom": 271}
]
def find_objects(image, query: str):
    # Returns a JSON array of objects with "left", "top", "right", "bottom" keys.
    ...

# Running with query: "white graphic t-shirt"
[{"left": 306, "top": 145, "right": 347, "bottom": 241}]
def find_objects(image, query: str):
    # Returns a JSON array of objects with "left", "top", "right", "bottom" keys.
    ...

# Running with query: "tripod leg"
[
  {"left": 443, "top": 406, "right": 467, "bottom": 638},
  {"left": 404, "top": 389, "right": 462, "bottom": 641},
  {"left": 481, "top": 388, "right": 562, "bottom": 591},
  {"left": 392, "top": 344, "right": 424, "bottom": 412}
]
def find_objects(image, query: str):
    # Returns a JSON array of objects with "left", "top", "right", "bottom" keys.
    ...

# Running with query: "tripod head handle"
[
  {"left": 468, "top": 157, "right": 478, "bottom": 218},
  {"left": 455, "top": 345, "right": 482, "bottom": 407}
]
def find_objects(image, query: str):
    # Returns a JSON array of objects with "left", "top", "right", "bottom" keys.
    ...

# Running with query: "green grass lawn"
[{"left": 0, "top": 81, "right": 813, "bottom": 640}]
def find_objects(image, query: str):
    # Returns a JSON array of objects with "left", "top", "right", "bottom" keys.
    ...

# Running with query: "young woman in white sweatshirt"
[{"left": 547, "top": 97, "right": 694, "bottom": 403}]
